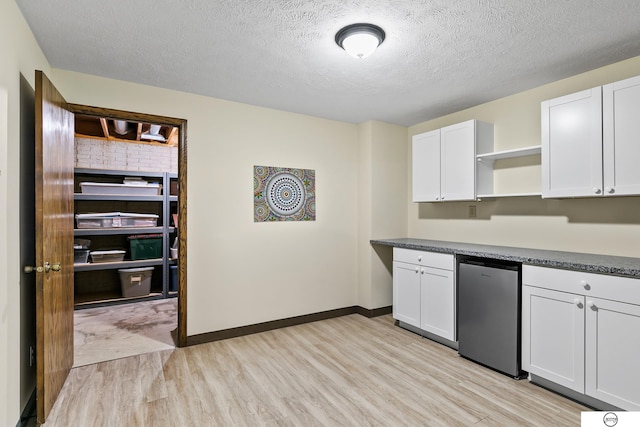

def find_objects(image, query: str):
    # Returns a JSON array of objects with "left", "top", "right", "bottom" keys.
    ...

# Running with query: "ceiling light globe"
[
  {"left": 335, "top": 23, "right": 385, "bottom": 59},
  {"left": 342, "top": 33, "right": 380, "bottom": 59}
]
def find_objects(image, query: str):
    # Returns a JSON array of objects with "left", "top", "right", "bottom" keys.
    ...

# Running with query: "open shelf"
[
  {"left": 477, "top": 145, "right": 541, "bottom": 163},
  {"left": 73, "top": 168, "right": 177, "bottom": 308},
  {"left": 476, "top": 145, "right": 542, "bottom": 199},
  {"left": 476, "top": 192, "right": 542, "bottom": 199},
  {"left": 74, "top": 292, "right": 164, "bottom": 309},
  {"left": 74, "top": 227, "right": 164, "bottom": 236},
  {"left": 74, "top": 193, "right": 163, "bottom": 202},
  {"left": 74, "top": 258, "right": 163, "bottom": 272}
]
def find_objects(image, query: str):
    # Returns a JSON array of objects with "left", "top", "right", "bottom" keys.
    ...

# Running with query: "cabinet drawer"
[
  {"left": 523, "top": 265, "right": 640, "bottom": 303},
  {"left": 393, "top": 248, "right": 454, "bottom": 270}
]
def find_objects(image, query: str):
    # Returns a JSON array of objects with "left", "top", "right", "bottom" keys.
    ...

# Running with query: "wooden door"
[{"left": 34, "top": 70, "right": 75, "bottom": 423}]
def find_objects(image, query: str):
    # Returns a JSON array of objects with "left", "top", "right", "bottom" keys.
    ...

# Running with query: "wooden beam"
[
  {"left": 167, "top": 127, "right": 178, "bottom": 146},
  {"left": 99, "top": 118, "right": 110, "bottom": 138}
]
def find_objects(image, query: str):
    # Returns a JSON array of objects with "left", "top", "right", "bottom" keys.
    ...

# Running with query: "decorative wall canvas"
[{"left": 254, "top": 165, "right": 315, "bottom": 222}]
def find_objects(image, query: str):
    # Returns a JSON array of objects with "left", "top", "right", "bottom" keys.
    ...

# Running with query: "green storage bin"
[{"left": 128, "top": 234, "right": 163, "bottom": 260}]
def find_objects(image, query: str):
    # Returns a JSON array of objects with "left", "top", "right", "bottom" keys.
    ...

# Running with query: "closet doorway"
[{"left": 69, "top": 104, "right": 188, "bottom": 362}]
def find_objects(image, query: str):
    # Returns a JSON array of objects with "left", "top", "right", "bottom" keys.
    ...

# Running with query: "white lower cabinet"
[
  {"left": 585, "top": 297, "right": 640, "bottom": 409},
  {"left": 522, "top": 265, "right": 640, "bottom": 410},
  {"left": 522, "top": 286, "right": 585, "bottom": 392},
  {"left": 392, "top": 261, "right": 421, "bottom": 328},
  {"left": 392, "top": 248, "right": 455, "bottom": 342},
  {"left": 420, "top": 266, "right": 455, "bottom": 340}
]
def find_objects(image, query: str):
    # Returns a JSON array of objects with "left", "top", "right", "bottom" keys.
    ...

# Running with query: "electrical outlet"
[
  {"left": 29, "top": 346, "right": 35, "bottom": 367},
  {"left": 468, "top": 205, "right": 477, "bottom": 218}
]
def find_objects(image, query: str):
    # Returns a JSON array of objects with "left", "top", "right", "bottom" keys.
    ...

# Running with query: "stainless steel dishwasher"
[{"left": 457, "top": 256, "right": 525, "bottom": 378}]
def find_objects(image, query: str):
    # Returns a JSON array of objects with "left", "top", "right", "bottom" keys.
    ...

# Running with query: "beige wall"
[
  {"left": 408, "top": 56, "right": 640, "bottom": 257},
  {"left": 51, "top": 69, "right": 361, "bottom": 335},
  {"left": 1, "top": 1, "right": 51, "bottom": 424},
  {"left": 357, "top": 121, "right": 407, "bottom": 309}
]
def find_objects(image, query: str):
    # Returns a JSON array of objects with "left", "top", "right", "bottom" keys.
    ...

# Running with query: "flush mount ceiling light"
[{"left": 335, "top": 23, "right": 385, "bottom": 59}]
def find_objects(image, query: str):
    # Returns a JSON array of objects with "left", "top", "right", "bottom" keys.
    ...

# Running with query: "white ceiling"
[{"left": 15, "top": 0, "right": 640, "bottom": 126}]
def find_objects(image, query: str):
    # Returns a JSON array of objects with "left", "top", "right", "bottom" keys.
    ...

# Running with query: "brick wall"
[{"left": 75, "top": 137, "right": 178, "bottom": 173}]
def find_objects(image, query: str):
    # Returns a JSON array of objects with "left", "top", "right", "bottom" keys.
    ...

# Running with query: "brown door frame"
[{"left": 69, "top": 103, "right": 188, "bottom": 347}]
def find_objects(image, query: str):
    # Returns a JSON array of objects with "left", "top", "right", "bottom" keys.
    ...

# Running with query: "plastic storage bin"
[
  {"left": 75, "top": 212, "right": 159, "bottom": 229},
  {"left": 118, "top": 267, "right": 153, "bottom": 297},
  {"left": 80, "top": 182, "right": 161, "bottom": 196},
  {"left": 170, "top": 265, "right": 178, "bottom": 292},
  {"left": 128, "top": 234, "right": 163, "bottom": 260},
  {"left": 74, "top": 239, "right": 91, "bottom": 264},
  {"left": 89, "top": 250, "right": 125, "bottom": 263},
  {"left": 74, "top": 250, "right": 90, "bottom": 264}
]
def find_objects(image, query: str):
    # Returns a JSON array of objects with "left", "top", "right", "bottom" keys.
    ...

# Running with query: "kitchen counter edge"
[{"left": 371, "top": 238, "right": 640, "bottom": 278}]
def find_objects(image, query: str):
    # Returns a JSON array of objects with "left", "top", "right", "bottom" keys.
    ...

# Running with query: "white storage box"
[
  {"left": 80, "top": 182, "right": 161, "bottom": 196},
  {"left": 118, "top": 267, "right": 153, "bottom": 297},
  {"left": 76, "top": 212, "right": 159, "bottom": 229},
  {"left": 89, "top": 250, "right": 125, "bottom": 263}
]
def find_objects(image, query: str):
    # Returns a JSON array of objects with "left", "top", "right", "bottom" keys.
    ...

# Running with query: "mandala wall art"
[{"left": 254, "top": 165, "right": 315, "bottom": 222}]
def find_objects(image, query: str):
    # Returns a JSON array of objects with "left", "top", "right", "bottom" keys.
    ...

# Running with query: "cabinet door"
[
  {"left": 392, "top": 261, "right": 421, "bottom": 328},
  {"left": 420, "top": 266, "right": 455, "bottom": 341},
  {"left": 522, "top": 286, "right": 585, "bottom": 392},
  {"left": 440, "top": 120, "right": 476, "bottom": 201},
  {"left": 412, "top": 130, "right": 441, "bottom": 202},
  {"left": 603, "top": 75, "right": 640, "bottom": 196},
  {"left": 585, "top": 298, "right": 640, "bottom": 410},
  {"left": 541, "top": 88, "right": 603, "bottom": 198}
]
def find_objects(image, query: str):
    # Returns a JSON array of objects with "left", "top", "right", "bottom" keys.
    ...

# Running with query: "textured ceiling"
[{"left": 15, "top": 0, "right": 640, "bottom": 126}]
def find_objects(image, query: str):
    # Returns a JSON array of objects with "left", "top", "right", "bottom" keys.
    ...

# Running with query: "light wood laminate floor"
[{"left": 42, "top": 314, "right": 588, "bottom": 426}]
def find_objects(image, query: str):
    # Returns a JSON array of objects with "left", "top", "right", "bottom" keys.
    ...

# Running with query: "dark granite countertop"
[{"left": 370, "top": 238, "right": 640, "bottom": 278}]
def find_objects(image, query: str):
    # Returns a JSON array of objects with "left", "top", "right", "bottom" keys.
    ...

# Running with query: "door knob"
[
  {"left": 593, "top": 187, "right": 602, "bottom": 194},
  {"left": 24, "top": 262, "right": 61, "bottom": 273}
]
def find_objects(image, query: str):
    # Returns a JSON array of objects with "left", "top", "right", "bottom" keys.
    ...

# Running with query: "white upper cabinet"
[
  {"left": 542, "top": 74, "right": 640, "bottom": 198},
  {"left": 412, "top": 129, "right": 441, "bottom": 202},
  {"left": 412, "top": 120, "right": 493, "bottom": 202},
  {"left": 541, "top": 87, "right": 603, "bottom": 198},
  {"left": 440, "top": 121, "right": 477, "bottom": 201},
  {"left": 603, "top": 75, "right": 640, "bottom": 196}
]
